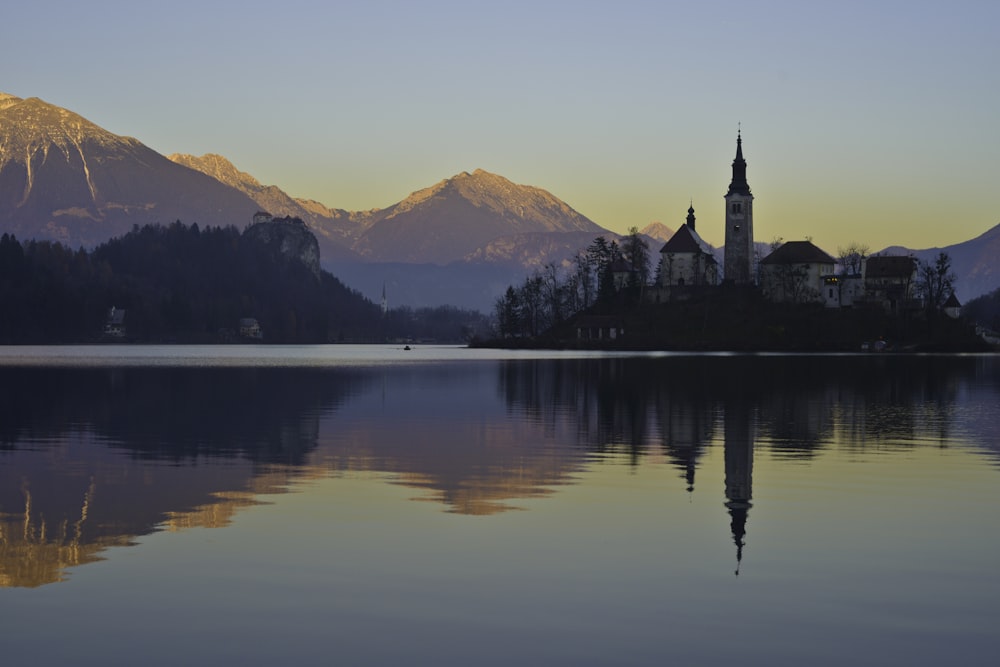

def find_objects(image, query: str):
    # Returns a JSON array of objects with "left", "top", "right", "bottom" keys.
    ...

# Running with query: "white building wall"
[
  {"left": 659, "top": 253, "right": 718, "bottom": 287},
  {"left": 761, "top": 262, "right": 833, "bottom": 303}
]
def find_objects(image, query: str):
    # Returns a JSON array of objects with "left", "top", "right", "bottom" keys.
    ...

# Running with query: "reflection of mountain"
[
  {"left": 0, "top": 362, "right": 598, "bottom": 587},
  {"left": 0, "top": 366, "right": 368, "bottom": 587},
  {"left": 0, "top": 434, "right": 292, "bottom": 588},
  {"left": 311, "top": 363, "right": 591, "bottom": 514}
]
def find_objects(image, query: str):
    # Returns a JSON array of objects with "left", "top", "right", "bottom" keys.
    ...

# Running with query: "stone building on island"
[
  {"left": 759, "top": 241, "right": 836, "bottom": 304},
  {"left": 657, "top": 205, "right": 719, "bottom": 288}
]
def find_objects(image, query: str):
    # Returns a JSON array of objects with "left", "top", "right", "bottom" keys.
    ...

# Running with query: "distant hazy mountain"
[
  {"left": 464, "top": 230, "right": 600, "bottom": 266},
  {"left": 880, "top": 222, "right": 1000, "bottom": 301},
  {"left": 639, "top": 222, "right": 675, "bottom": 245},
  {"left": 350, "top": 169, "right": 604, "bottom": 264},
  {"left": 0, "top": 93, "right": 259, "bottom": 246},
  {"left": 333, "top": 172, "right": 608, "bottom": 309}
]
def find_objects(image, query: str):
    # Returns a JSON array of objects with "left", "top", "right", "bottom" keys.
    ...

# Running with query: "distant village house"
[
  {"left": 239, "top": 318, "right": 263, "bottom": 340},
  {"left": 103, "top": 306, "right": 126, "bottom": 338}
]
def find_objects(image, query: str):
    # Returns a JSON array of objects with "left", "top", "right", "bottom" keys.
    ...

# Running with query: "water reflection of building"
[
  {"left": 723, "top": 401, "right": 754, "bottom": 576},
  {"left": 658, "top": 399, "right": 715, "bottom": 493}
]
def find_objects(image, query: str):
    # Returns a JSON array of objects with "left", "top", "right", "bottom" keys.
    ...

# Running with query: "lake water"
[{"left": 1, "top": 345, "right": 998, "bottom": 666}]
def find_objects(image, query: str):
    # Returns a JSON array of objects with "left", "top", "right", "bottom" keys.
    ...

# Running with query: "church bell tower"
[{"left": 724, "top": 130, "right": 754, "bottom": 284}]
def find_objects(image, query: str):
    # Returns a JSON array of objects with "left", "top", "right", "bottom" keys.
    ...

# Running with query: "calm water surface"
[{"left": 1, "top": 345, "right": 998, "bottom": 666}]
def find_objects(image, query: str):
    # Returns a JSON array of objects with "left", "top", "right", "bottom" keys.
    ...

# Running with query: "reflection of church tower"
[
  {"left": 723, "top": 130, "right": 754, "bottom": 284},
  {"left": 723, "top": 401, "right": 754, "bottom": 575}
]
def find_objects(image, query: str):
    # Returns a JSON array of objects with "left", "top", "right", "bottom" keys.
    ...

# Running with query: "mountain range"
[
  {"left": 0, "top": 93, "right": 259, "bottom": 246},
  {"left": 2, "top": 91, "right": 998, "bottom": 310}
]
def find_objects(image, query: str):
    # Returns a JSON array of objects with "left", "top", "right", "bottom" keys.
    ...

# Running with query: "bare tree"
[
  {"left": 573, "top": 252, "right": 594, "bottom": 309},
  {"left": 541, "top": 262, "right": 565, "bottom": 325},
  {"left": 660, "top": 252, "right": 675, "bottom": 287},
  {"left": 837, "top": 242, "right": 869, "bottom": 275},
  {"left": 520, "top": 273, "right": 545, "bottom": 336},
  {"left": 766, "top": 262, "right": 816, "bottom": 304},
  {"left": 916, "top": 252, "right": 956, "bottom": 312}
]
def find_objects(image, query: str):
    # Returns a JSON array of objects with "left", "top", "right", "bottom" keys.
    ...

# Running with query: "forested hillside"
[
  {"left": 963, "top": 287, "right": 1000, "bottom": 332},
  {"left": 0, "top": 222, "right": 382, "bottom": 343}
]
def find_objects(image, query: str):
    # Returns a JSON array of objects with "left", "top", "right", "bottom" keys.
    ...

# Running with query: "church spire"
[
  {"left": 686, "top": 203, "right": 696, "bottom": 232},
  {"left": 723, "top": 127, "right": 756, "bottom": 284},
  {"left": 727, "top": 129, "right": 751, "bottom": 196}
]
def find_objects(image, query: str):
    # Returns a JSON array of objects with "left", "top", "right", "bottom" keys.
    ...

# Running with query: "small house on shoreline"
[{"left": 103, "top": 307, "right": 126, "bottom": 339}]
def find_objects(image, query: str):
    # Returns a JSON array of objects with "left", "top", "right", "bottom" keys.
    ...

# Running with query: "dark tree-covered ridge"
[{"left": 0, "top": 222, "right": 383, "bottom": 343}]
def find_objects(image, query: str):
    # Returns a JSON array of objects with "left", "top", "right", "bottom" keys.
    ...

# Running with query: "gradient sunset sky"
[{"left": 6, "top": 0, "right": 998, "bottom": 252}]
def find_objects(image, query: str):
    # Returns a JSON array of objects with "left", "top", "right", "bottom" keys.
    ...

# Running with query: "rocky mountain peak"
[
  {"left": 168, "top": 153, "right": 262, "bottom": 189},
  {"left": 640, "top": 222, "right": 676, "bottom": 244},
  {"left": 388, "top": 168, "right": 601, "bottom": 235},
  {"left": 166, "top": 152, "right": 359, "bottom": 254},
  {"left": 0, "top": 92, "right": 22, "bottom": 111},
  {"left": 243, "top": 215, "right": 321, "bottom": 279},
  {"left": 0, "top": 94, "right": 134, "bottom": 160},
  {"left": 0, "top": 93, "right": 261, "bottom": 247}
]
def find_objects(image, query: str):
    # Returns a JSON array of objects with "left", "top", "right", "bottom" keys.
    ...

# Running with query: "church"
[
  {"left": 656, "top": 131, "right": 755, "bottom": 290},
  {"left": 652, "top": 132, "right": 923, "bottom": 314}
]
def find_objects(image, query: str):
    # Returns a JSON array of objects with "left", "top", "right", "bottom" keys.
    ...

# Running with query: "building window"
[{"left": 732, "top": 203, "right": 742, "bottom": 214}]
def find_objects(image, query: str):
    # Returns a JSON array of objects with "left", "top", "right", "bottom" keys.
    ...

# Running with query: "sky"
[{"left": 5, "top": 0, "right": 999, "bottom": 252}]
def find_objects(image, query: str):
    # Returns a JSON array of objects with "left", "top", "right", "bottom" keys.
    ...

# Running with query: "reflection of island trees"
[
  {"left": 656, "top": 393, "right": 716, "bottom": 492},
  {"left": 497, "top": 355, "right": 993, "bottom": 463},
  {"left": 0, "top": 437, "right": 289, "bottom": 588},
  {"left": 0, "top": 366, "right": 368, "bottom": 587},
  {"left": 0, "top": 367, "right": 369, "bottom": 464},
  {"left": 832, "top": 356, "right": 994, "bottom": 453}
]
